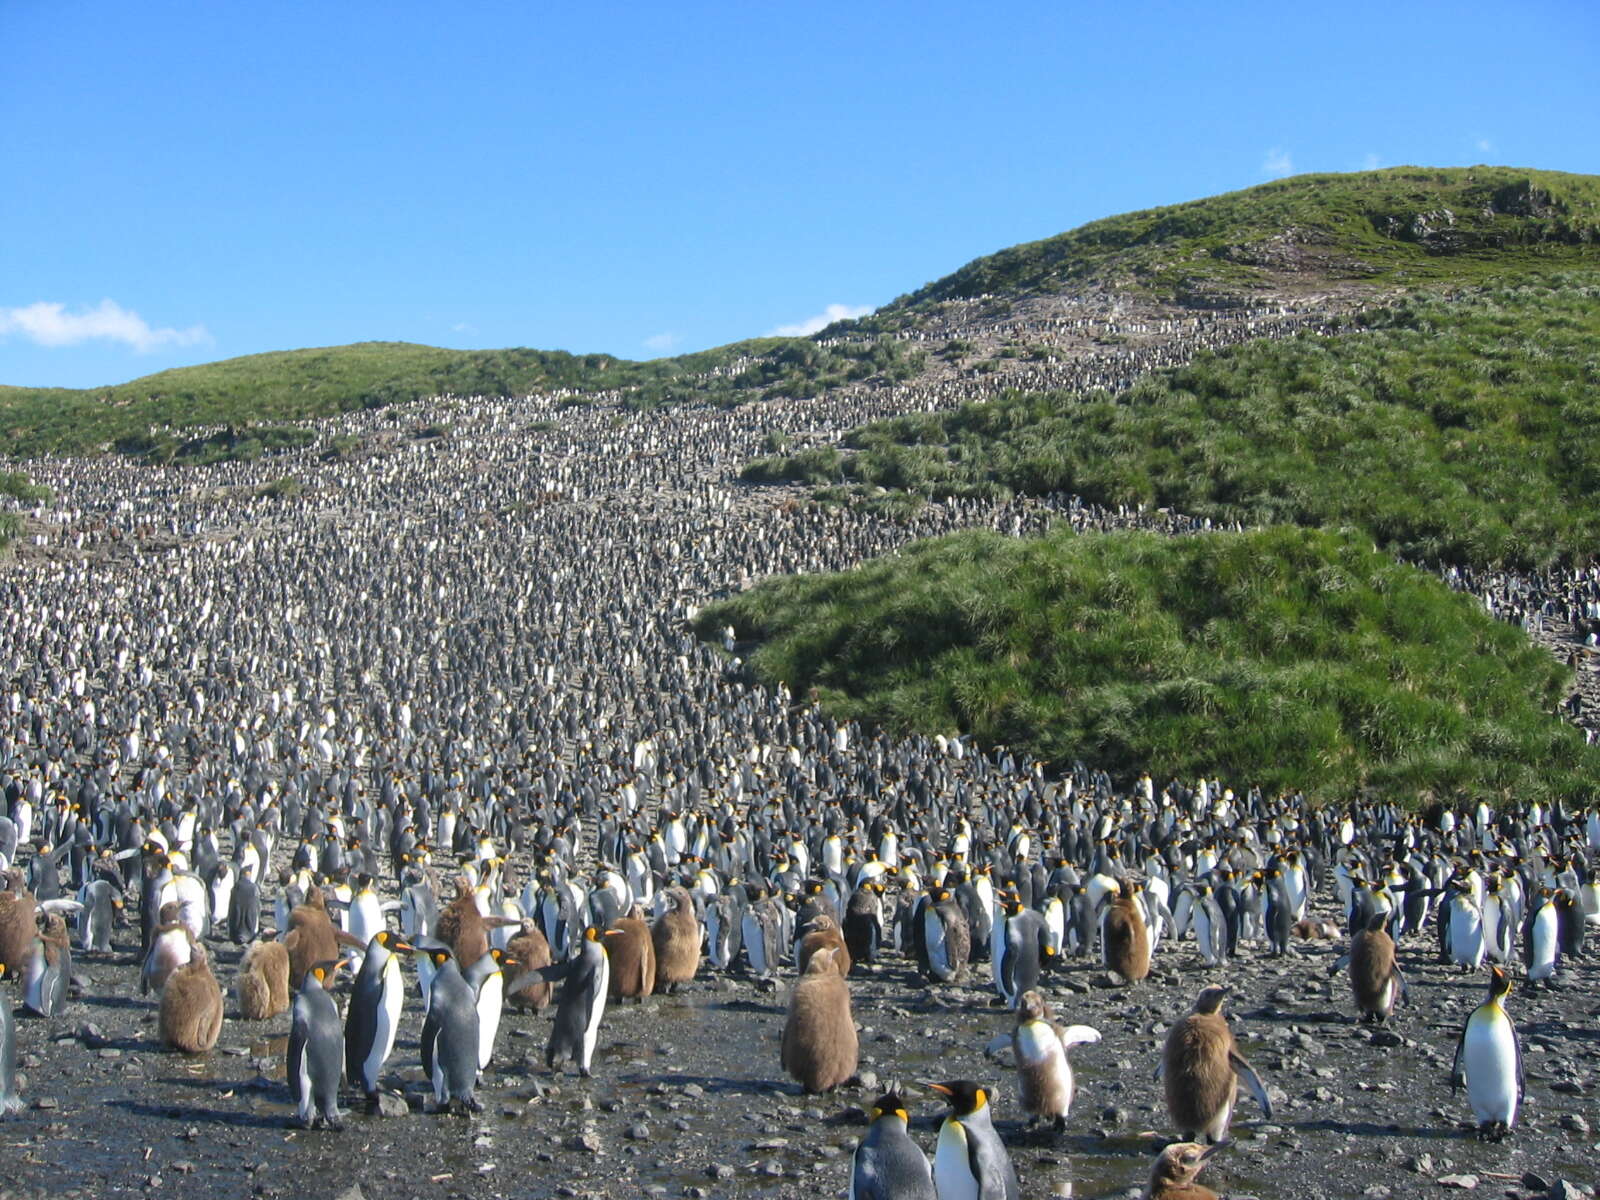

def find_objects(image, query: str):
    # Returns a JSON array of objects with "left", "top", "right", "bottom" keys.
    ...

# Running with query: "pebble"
[{"left": 1436, "top": 1176, "right": 1477, "bottom": 1190}]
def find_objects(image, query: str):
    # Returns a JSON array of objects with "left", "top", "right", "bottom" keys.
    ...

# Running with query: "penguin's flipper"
[
  {"left": 1394, "top": 966, "right": 1409, "bottom": 1006},
  {"left": 1512, "top": 1023, "right": 1525, "bottom": 1104},
  {"left": 506, "top": 958, "right": 576, "bottom": 993},
  {"left": 1058, "top": 1023, "right": 1100, "bottom": 1049},
  {"left": 983, "top": 1032, "right": 1013, "bottom": 1058},
  {"left": 420, "top": 1012, "right": 438, "bottom": 1082},
  {"left": 1152, "top": 1056, "right": 1165, "bottom": 1082},
  {"left": 1449, "top": 1026, "right": 1467, "bottom": 1093},
  {"left": 38, "top": 899, "right": 83, "bottom": 916},
  {"left": 1229, "top": 1052, "right": 1272, "bottom": 1119},
  {"left": 1327, "top": 952, "right": 1351, "bottom": 976}
]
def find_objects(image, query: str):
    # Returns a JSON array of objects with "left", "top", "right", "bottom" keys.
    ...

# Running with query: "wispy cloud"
[
  {"left": 643, "top": 332, "right": 679, "bottom": 353},
  {"left": 1473, "top": 135, "right": 1494, "bottom": 154},
  {"left": 451, "top": 321, "right": 478, "bottom": 335},
  {"left": 0, "top": 299, "right": 211, "bottom": 353},
  {"left": 1261, "top": 148, "right": 1294, "bottom": 179},
  {"left": 1359, "top": 152, "right": 1382, "bottom": 172},
  {"left": 768, "top": 303, "right": 873, "bottom": 338}
]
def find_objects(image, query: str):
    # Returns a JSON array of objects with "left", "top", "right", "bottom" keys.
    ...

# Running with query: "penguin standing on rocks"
[
  {"left": 928, "top": 1079, "right": 1021, "bottom": 1200},
  {"left": 159, "top": 945, "right": 224, "bottom": 1053},
  {"left": 420, "top": 946, "right": 483, "bottom": 1112},
  {"left": 921, "top": 887, "right": 970, "bottom": 983},
  {"left": 850, "top": 1089, "right": 935, "bottom": 1200},
  {"left": 781, "top": 945, "right": 857, "bottom": 1094},
  {"left": 504, "top": 919, "right": 552, "bottom": 1011},
  {"left": 521, "top": 925, "right": 609, "bottom": 1078},
  {"left": 603, "top": 909, "right": 656, "bottom": 1002},
  {"left": 288, "top": 961, "right": 346, "bottom": 1129},
  {"left": 1450, "top": 965, "right": 1523, "bottom": 1141},
  {"left": 345, "top": 930, "right": 411, "bottom": 1105},
  {"left": 1145, "top": 1141, "right": 1223, "bottom": 1200},
  {"left": 0, "top": 962, "right": 21, "bottom": 1115},
  {"left": 1102, "top": 879, "right": 1151, "bottom": 985},
  {"left": 463, "top": 946, "right": 509, "bottom": 1071},
  {"left": 1331, "top": 910, "right": 1405, "bottom": 1023},
  {"left": 1159, "top": 985, "right": 1272, "bottom": 1142},
  {"left": 992, "top": 895, "right": 1050, "bottom": 1009},
  {"left": 987, "top": 989, "right": 1099, "bottom": 1134},
  {"left": 23, "top": 912, "right": 72, "bottom": 1017},
  {"left": 650, "top": 886, "right": 701, "bottom": 994}
]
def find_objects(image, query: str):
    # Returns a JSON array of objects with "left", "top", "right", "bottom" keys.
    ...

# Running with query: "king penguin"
[
  {"left": 850, "top": 1089, "right": 935, "bottom": 1200},
  {"left": 989, "top": 988, "right": 1100, "bottom": 1134},
  {"left": 0, "top": 962, "right": 21, "bottom": 1115},
  {"left": 345, "top": 930, "right": 411, "bottom": 1106},
  {"left": 521, "top": 924, "right": 609, "bottom": 1078},
  {"left": 288, "top": 960, "right": 346, "bottom": 1129},
  {"left": 928, "top": 1079, "right": 1021, "bottom": 1200},
  {"left": 1159, "top": 984, "right": 1272, "bottom": 1143},
  {"left": 419, "top": 946, "right": 483, "bottom": 1112},
  {"left": 1450, "top": 965, "right": 1523, "bottom": 1141},
  {"left": 1145, "top": 1141, "right": 1224, "bottom": 1200}
]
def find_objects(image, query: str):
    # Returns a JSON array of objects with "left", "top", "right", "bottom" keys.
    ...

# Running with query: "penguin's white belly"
[
  {"left": 1464, "top": 1017, "right": 1519, "bottom": 1125},
  {"left": 925, "top": 910, "right": 949, "bottom": 977},
  {"left": 477, "top": 974, "right": 503, "bottom": 1069},
  {"left": 934, "top": 1119, "right": 980, "bottom": 1200},
  {"left": 368, "top": 968, "right": 403, "bottom": 1083},
  {"left": 581, "top": 954, "right": 610, "bottom": 1070},
  {"left": 1014, "top": 1020, "right": 1065, "bottom": 1070}
]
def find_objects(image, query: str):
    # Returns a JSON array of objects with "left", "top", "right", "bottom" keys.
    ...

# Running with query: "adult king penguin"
[
  {"left": 850, "top": 1089, "right": 935, "bottom": 1200},
  {"left": 288, "top": 961, "right": 346, "bottom": 1130},
  {"left": 1450, "top": 965, "right": 1523, "bottom": 1141},
  {"left": 419, "top": 946, "right": 483, "bottom": 1113},
  {"left": 0, "top": 962, "right": 20, "bottom": 1115},
  {"left": 345, "top": 930, "right": 411, "bottom": 1106},
  {"left": 520, "top": 924, "right": 610, "bottom": 1078},
  {"left": 928, "top": 1079, "right": 1021, "bottom": 1200}
]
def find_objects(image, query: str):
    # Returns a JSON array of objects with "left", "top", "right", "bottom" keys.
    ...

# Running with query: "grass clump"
[
  {"left": 696, "top": 525, "right": 1596, "bottom": 802},
  {"left": 749, "top": 277, "right": 1600, "bottom": 570}
]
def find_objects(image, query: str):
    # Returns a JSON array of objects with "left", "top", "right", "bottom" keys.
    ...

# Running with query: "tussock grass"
[{"left": 697, "top": 526, "right": 1596, "bottom": 801}]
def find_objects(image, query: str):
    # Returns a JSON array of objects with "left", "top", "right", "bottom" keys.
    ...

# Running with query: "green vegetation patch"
[
  {"left": 0, "top": 470, "right": 51, "bottom": 549},
  {"left": 884, "top": 167, "right": 1600, "bottom": 309},
  {"left": 748, "top": 277, "right": 1600, "bottom": 569},
  {"left": 697, "top": 525, "right": 1596, "bottom": 802}
]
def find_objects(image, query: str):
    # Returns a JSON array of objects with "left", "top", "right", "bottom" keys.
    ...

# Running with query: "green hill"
[
  {"left": 695, "top": 525, "right": 1597, "bottom": 802},
  {"left": 884, "top": 166, "right": 1600, "bottom": 309},
  {"left": 748, "top": 275, "right": 1600, "bottom": 571}
]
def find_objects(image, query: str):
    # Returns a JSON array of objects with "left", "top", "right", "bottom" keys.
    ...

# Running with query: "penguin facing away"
[
  {"left": 288, "top": 960, "right": 346, "bottom": 1130},
  {"left": 780, "top": 945, "right": 858, "bottom": 1095},
  {"left": 0, "top": 962, "right": 21, "bottom": 1115},
  {"left": 236, "top": 939, "right": 291, "bottom": 1021},
  {"left": 928, "top": 1079, "right": 1021, "bottom": 1200},
  {"left": 1450, "top": 965, "right": 1523, "bottom": 1141},
  {"left": 850, "top": 1089, "right": 935, "bottom": 1200},
  {"left": 518, "top": 925, "right": 610, "bottom": 1077},
  {"left": 159, "top": 945, "right": 224, "bottom": 1053},
  {"left": 419, "top": 946, "right": 484, "bottom": 1112}
]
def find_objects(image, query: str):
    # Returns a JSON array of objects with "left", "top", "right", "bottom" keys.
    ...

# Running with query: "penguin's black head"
[
  {"left": 1488, "top": 964, "right": 1513, "bottom": 1000},
  {"left": 869, "top": 1091, "right": 910, "bottom": 1123},
  {"left": 428, "top": 948, "right": 453, "bottom": 969},
  {"left": 1194, "top": 984, "right": 1228, "bottom": 1014},
  {"left": 927, "top": 1080, "right": 987, "bottom": 1116}
]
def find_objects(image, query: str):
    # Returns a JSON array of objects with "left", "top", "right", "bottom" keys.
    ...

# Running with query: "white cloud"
[
  {"left": 0, "top": 299, "right": 210, "bottom": 353},
  {"left": 643, "top": 332, "right": 679, "bottom": 353},
  {"left": 1359, "top": 152, "right": 1382, "bottom": 172},
  {"left": 451, "top": 321, "right": 478, "bottom": 335},
  {"left": 1261, "top": 148, "right": 1294, "bottom": 179},
  {"left": 1474, "top": 136, "right": 1494, "bottom": 154},
  {"left": 768, "top": 303, "right": 873, "bottom": 338}
]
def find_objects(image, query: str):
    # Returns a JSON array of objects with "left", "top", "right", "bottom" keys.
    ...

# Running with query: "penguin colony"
[{"left": 0, "top": 287, "right": 1594, "bottom": 1193}]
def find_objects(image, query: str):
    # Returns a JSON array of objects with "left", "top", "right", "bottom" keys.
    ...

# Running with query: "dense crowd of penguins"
[{"left": 0, "top": 288, "right": 1597, "bottom": 1199}]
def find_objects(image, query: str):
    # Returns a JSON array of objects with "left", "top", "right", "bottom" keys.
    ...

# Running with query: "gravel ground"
[{"left": 2, "top": 903, "right": 1596, "bottom": 1200}]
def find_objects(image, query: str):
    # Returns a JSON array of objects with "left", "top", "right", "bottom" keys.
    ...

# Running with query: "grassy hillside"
[
  {"left": 697, "top": 525, "right": 1597, "bottom": 801},
  {"left": 747, "top": 276, "right": 1600, "bottom": 570},
  {"left": 883, "top": 166, "right": 1600, "bottom": 309}
]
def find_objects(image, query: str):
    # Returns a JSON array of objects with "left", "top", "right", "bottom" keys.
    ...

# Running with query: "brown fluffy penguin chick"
[
  {"left": 796, "top": 913, "right": 852, "bottom": 978},
  {"left": 0, "top": 877, "right": 39, "bottom": 974},
  {"left": 1162, "top": 985, "right": 1272, "bottom": 1142},
  {"left": 236, "top": 939, "right": 291, "bottom": 1020},
  {"left": 283, "top": 885, "right": 342, "bottom": 989},
  {"left": 1349, "top": 911, "right": 1402, "bottom": 1023},
  {"left": 781, "top": 947, "right": 857, "bottom": 1094},
  {"left": 1103, "top": 879, "right": 1151, "bottom": 984},
  {"left": 504, "top": 920, "right": 553, "bottom": 1011},
  {"left": 435, "top": 876, "right": 491, "bottom": 967},
  {"left": 651, "top": 887, "right": 702, "bottom": 993},
  {"left": 160, "top": 947, "right": 224, "bottom": 1053},
  {"left": 604, "top": 909, "right": 656, "bottom": 1002},
  {"left": 1145, "top": 1141, "right": 1223, "bottom": 1200}
]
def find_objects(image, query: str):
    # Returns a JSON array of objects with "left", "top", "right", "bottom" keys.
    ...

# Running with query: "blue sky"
[{"left": 3, "top": 1, "right": 1596, "bottom": 389}]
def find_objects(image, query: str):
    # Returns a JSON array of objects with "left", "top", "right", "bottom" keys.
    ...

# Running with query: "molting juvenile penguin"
[
  {"left": 650, "top": 886, "right": 701, "bottom": 994},
  {"left": 345, "top": 930, "right": 411, "bottom": 1103},
  {"left": 1333, "top": 909, "right": 1405, "bottom": 1023},
  {"left": 0, "top": 962, "right": 20, "bottom": 1115},
  {"left": 1145, "top": 1141, "right": 1223, "bottom": 1200},
  {"left": 159, "top": 945, "right": 224, "bottom": 1053},
  {"left": 1102, "top": 879, "right": 1151, "bottom": 985},
  {"left": 990, "top": 989, "right": 1100, "bottom": 1133},
  {"left": 76, "top": 877, "right": 121, "bottom": 954},
  {"left": 928, "top": 1079, "right": 1021, "bottom": 1200},
  {"left": 288, "top": 960, "right": 346, "bottom": 1129},
  {"left": 603, "top": 909, "right": 656, "bottom": 1002},
  {"left": 1160, "top": 984, "right": 1272, "bottom": 1142},
  {"left": 780, "top": 945, "right": 857, "bottom": 1095},
  {"left": 921, "top": 887, "right": 970, "bottom": 983},
  {"left": 283, "top": 886, "right": 343, "bottom": 990},
  {"left": 420, "top": 946, "right": 483, "bottom": 1112},
  {"left": 236, "top": 939, "right": 291, "bottom": 1020},
  {"left": 1450, "top": 965, "right": 1523, "bottom": 1141},
  {"left": 141, "top": 900, "right": 196, "bottom": 996},
  {"left": 850, "top": 1089, "right": 935, "bottom": 1200},
  {"left": 526, "top": 925, "right": 609, "bottom": 1077}
]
